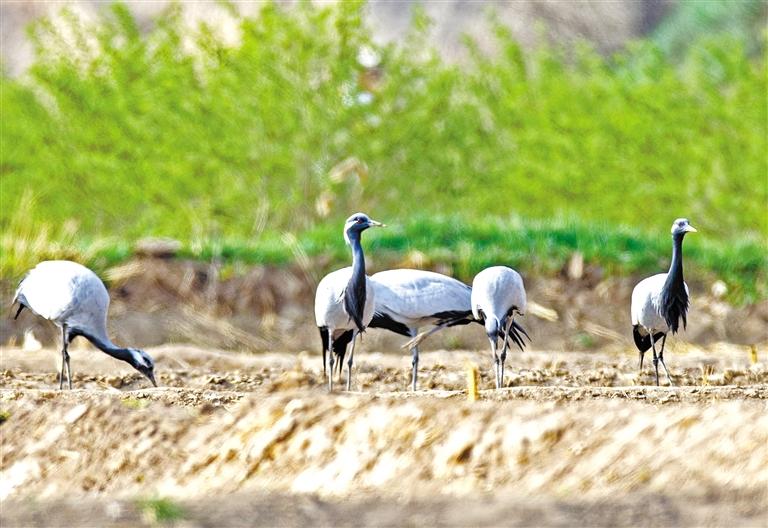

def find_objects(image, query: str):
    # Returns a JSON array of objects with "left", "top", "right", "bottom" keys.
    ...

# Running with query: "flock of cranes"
[{"left": 11, "top": 213, "right": 696, "bottom": 392}]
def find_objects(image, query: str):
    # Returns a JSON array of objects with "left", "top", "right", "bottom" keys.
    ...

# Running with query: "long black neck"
[
  {"left": 667, "top": 233, "right": 684, "bottom": 284},
  {"left": 660, "top": 233, "right": 689, "bottom": 333},
  {"left": 75, "top": 329, "right": 133, "bottom": 365},
  {"left": 344, "top": 231, "right": 368, "bottom": 333}
]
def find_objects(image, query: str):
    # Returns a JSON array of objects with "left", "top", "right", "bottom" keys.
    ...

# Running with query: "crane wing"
[{"left": 370, "top": 269, "right": 471, "bottom": 324}]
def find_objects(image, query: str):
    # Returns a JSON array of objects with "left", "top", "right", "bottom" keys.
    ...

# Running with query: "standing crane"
[
  {"left": 631, "top": 218, "right": 697, "bottom": 386},
  {"left": 365, "top": 269, "right": 475, "bottom": 390},
  {"left": 12, "top": 260, "right": 157, "bottom": 389},
  {"left": 471, "top": 266, "right": 530, "bottom": 389},
  {"left": 314, "top": 212, "right": 385, "bottom": 391}
]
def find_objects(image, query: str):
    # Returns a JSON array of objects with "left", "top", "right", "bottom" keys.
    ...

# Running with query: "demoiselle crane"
[
  {"left": 365, "top": 269, "right": 475, "bottom": 390},
  {"left": 314, "top": 212, "right": 385, "bottom": 391},
  {"left": 11, "top": 260, "right": 157, "bottom": 389},
  {"left": 471, "top": 266, "right": 530, "bottom": 389},
  {"left": 631, "top": 218, "right": 697, "bottom": 386}
]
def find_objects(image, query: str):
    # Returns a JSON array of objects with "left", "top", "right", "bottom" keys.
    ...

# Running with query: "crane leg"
[
  {"left": 409, "top": 327, "right": 419, "bottom": 391},
  {"left": 59, "top": 325, "right": 71, "bottom": 390},
  {"left": 59, "top": 349, "right": 66, "bottom": 390},
  {"left": 658, "top": 334, "right": 674, "bottom": 386},
  {"left": 499, "top": 348, "right": 507, "bottom": 389},
  {"left": 327, "top": 331, "right": 335, "bottom": 392},
  {"left": 499, "top": 318, "right": 514, "bottom": 389},
  {"left": 411, "top": 345, "right": 420, "bottom": 392},
  {"left": 346, "top": 331, "right": 358, "bottom": 392},
  {"left": 649, "top": 332, "right": 660, "bottom": 387},
  {"left": 489, "top": 336, "right": 500, "bottom": 389},
  {"left": 65, "top": 351, "right": 72, "bottom": 390}
]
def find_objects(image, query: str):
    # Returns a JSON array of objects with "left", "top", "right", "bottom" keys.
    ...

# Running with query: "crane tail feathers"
[
  {"left": 403, "top": 313, "right": 496, "bottom": 350},
  {"left": 10, "top": 293, "right": 27, "bottom": 320},
  {"left": 369, "top": 312, "right": 412, "bottom": 337},
  {"left": 319, "top": 327, "right": 329, "bottom": 354},
  {"left": 319, "top": 327, "right": 329, "bottom": 376},
  {"left": 633, "top": 326, "right": 651, "bottom": 352}
]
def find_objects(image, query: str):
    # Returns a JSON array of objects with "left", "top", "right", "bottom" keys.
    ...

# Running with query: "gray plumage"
[
  {"left": 631, "top": 218, "right": 696, "bottom": 386},
  {"left": 314, "top": 213, "right": 384, "bottom": 391},
  {"left": 471, "top": 266, "right": 530, "bottom": 389},
  {"left": 368, "top": 269, "right": 474, "bottom": 390},
  {"left": 12, "top": 260, "right": 156, "bottom": 389}
]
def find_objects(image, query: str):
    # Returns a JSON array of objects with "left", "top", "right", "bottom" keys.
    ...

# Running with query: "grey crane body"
[
  {"left": 12, "top": 260, "right": 156, "bottom": 389},
  {"left": 631, "top": 218, "right": 696, "bottom": 386},
  {"left": 366, "top": 269, "right": 475, "bottom": 390},
  {"left": 471, "top": 266, "right": 530, "bottom": 389},
  {"left": 314, "top": 213, "right": 384, "bottom": 391}
]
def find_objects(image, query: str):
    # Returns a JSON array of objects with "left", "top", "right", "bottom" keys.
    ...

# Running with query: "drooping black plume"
[
  {"left": 511, "top": 320, "right": 530, "bottom": 341},
  {"left": 331, "top": 329, "right": 354, "bottom": 376},
  {"left": 504, "top": 320, "right": 530, "bottom": 352},
  {"left": 659, "top": 232, "right": 689, "bottom": 334},
  {"left": 476, "top": 309, "right": 530, "bottom": 352},
  {"left": 343, "top": 279, "right": 367, "bottom": 333}
]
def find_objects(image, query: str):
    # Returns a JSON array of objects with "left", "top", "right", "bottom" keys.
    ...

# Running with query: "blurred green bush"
[{"left": 1, "top": 2, "right": 766, "bottom": 299}]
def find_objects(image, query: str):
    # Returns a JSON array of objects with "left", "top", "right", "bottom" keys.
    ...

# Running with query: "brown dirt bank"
[
  {"left": 2, "top": 346, "right": 766, "bottom": 527},
  {"left": 2, "top": 258, "right": 766, "bottom": 353},
  {"left": 3, "top": 387, "right": 766, "bottom": 499}
]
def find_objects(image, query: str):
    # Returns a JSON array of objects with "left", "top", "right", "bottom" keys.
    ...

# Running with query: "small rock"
[{"left": 711, "top": 280, "right": 728, "bottom": 299}]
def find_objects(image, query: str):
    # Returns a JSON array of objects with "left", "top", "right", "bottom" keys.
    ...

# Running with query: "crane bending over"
[
  {"left": 365, "top": 269, "right": 475, "bottom": 391},
  {"left": 631, "top": 218, "right": 696, "bottom": 386},
  {"left": 12, "top": 260, "right": 156, "bottom": 389},
  {"left": 471, "top": 266, "right": 530, "bottom": 389},
  {"left": 314, "top": 213, "right": 385, "bottom": 391}
]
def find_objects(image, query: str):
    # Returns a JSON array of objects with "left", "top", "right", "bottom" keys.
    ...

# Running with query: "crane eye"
[{"left": 356, "top": 217, "right": 364, "bottom": 223}]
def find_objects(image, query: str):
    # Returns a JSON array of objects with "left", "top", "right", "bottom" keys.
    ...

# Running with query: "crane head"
[
  {"left": 343, "top": 212, "right": 385, "bottom": 245},
  {"left": 671, "top": 218, "right": 697, "bottom": 237},
  {"left": 128, "top": 348, "right": 157, "bottom": 387}
]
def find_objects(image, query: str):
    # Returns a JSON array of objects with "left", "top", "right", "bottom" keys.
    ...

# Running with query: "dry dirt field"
[{"left": 2, "top": 344, "right": 767, "bottom": 527}]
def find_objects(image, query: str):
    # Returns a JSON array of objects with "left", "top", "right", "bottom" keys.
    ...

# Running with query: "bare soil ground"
[{"left": 1, "top": 344, "right": 767, "bottom": 527}]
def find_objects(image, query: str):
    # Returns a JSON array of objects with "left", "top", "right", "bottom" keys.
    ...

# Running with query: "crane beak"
[
  {"left": 368, "top": 220, "right": 386, "bottom": 228},
  {"left": 685, "top": 225, "right": 697, "bottom": 233}
]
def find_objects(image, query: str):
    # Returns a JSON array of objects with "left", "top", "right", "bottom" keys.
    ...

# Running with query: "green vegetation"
[
  {"left": 137, "top": 497, "right": 185, "bottom": 525},
  {"left": 1, "top": 2, "right": 766, "bottom": 301}
]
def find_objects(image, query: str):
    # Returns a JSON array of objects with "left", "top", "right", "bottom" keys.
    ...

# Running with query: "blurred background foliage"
[{"left": 1, "top": 1, "right": 766, "bottom": 300}]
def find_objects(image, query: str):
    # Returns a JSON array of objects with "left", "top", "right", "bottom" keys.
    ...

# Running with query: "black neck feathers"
[
  {"left": 72, "top": 328, "right": 133, "bottom": 364},
  {"left": 659, "top": 233, "right": 689, "bottom": 333},
  {"left": 344, "top": 231, "right": 368, "bottom": 333}
]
